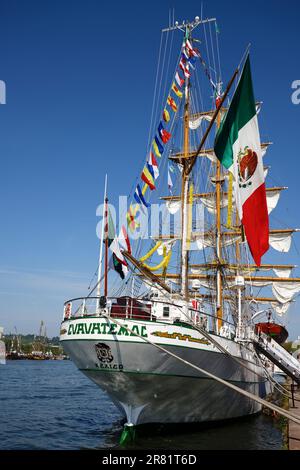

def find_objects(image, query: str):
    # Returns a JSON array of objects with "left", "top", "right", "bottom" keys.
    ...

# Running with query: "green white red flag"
[{"left": 214, "top": 55, "right": 269, "bottom": 266}]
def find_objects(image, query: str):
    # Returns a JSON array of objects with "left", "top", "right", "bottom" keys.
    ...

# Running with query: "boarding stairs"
[{"left": 252, "top": 332, "right": 300, "bottom": 384}]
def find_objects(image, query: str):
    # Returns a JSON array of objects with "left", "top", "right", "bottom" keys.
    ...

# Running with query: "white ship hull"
[
  {"left": 0, "top": 340, "right": 5, "bottom": 365},
  {"left": 60, "top": 316, "right": 269, "bottom": 425}
]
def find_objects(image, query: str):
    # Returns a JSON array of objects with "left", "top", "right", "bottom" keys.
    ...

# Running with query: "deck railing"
[{"left": 62, "top": 295, "right": 237, "bottom": 334}]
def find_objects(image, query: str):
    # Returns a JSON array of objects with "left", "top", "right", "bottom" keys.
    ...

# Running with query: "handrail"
[{"left": 62, "top": 295, "right": 237, "bottom": 329}]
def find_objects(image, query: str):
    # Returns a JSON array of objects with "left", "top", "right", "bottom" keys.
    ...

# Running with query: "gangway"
[{"left": 252, "top": 332, "right": 300, "bottom": 384}]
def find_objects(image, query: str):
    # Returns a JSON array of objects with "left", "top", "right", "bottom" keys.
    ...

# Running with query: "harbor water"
[{"left": 0, "top": 360, "right": 283, "bottom": 450}]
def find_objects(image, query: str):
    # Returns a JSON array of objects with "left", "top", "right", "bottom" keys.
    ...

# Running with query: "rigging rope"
[
  {"left": 97, "top": 312, "right": 300, "bottom": 426},
  {"left": 142, "top": 249, "right": 172, "bottom": 272},
  {"left": 139, "top": 241, "right": 163, "bottom": 262},
  {"left": 147, "top": 31, "right": 164, "bottom": 150}
]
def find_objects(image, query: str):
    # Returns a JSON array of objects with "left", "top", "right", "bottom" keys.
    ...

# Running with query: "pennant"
[
  {"left": 182, "top": 47, "right": 189, "bottom": 60},
  {"left": 181, "top": 52, "right": 190, "bottom": 64},
  {"left": 119, "top": 224, "right": 131, "bottom": 254},
  {"left": 215, "top": 83, "right": 223, "bottom": 107},
  {"left": 179, "top": 58, "right": 190, "bottom": 78},
  {"left": 141, "top": 166, "right": 156, "bottom": 190},
  {"left": 109, "top": 238, "right": 127, "bottom": 266},
  {"left": 134, "top": 184, "right": 150, "bottom": 208},
  {"left": 109, "top": 234, "right": 129, "bottom": 280},
  {"left": 158, "top": 122, "right": 172, "bottom": 144},
  {"left": 153, "top": 136, "right": 164, "bottom": 157},
  {"left": 179, "top": 57, "right": 186, "bottom": 73},
  {"left": 109, "top": 251, "right": 128, "bottom": 280},
  {"left": 163, "top": 108, "right": 170, "bottom": 122},
  {"left": 175, "top": 71, "right": 184, "bottom": 88},
  {"left": 148, "top": 152, "right": 159, "bottom": 180},
  {"left": 104, "top": 205, "right": 115, "bottom": 247},
  {"left": 146, "top": 161, "right": 154, "bottom": 179},
  {"left": 126, "top": 204, "right": 140, "bottom": 232},
  {"left": 183, "top": 63, "right": 190, "bottom": 78},
  {"left": 171, "top": 82, "right": 183, "bottom": 98},
  {"left": 168, "top": 167, "right": 173, "bottom": 191},
  {"left": 185, "top": 39, "right": 198, "bottom": 57},
  {"left": 197, "top": 50, "right": 216, "bottom": 90},
  {"left": 215, "top": 95, "right": 222, "bottom": 108},
  {"left": 167, "top": 95, "right": 177, "bottom": 112},
  {"left": 112, "top": 253, "right": 127, "bottom": 279},
  {"left": 187, "top": 56, "right": 196, "bottom": 69}
]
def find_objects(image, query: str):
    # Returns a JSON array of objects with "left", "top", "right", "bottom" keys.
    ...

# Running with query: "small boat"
[
  {"left": 0, "top": 327, "right": 5, "bottom": 365},
  {"left": 255, "top": 322, "right": 288, "bottom": 344},
  {"left": 6, "top": 328, "right": 25, "bottom": 360}
]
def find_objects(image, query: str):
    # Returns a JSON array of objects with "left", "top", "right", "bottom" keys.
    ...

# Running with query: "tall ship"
[
  {"left": 6, "top": 327, "right": 25, "bottom": 360},
  {"left": 60, "top": 16, "right": 300, "bottom": 441},
  {"left": 30, "top": 321, "right": 52, "bottom": 360}
]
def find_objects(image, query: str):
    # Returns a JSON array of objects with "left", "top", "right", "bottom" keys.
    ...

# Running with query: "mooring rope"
[{"left": 97, "top": 313, "right": 300, "bottom": 425}]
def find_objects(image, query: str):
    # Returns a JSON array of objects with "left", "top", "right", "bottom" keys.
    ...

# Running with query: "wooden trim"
[
  {"left": 169, "top": 142, "right": 272, "bottom": 161},
  {"left": 160, "top": 186, "right": 287, "bottom": 202}
]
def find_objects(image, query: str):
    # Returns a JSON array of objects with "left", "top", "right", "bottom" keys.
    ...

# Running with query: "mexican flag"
[
  {"left": 214, "top": 55, "right": 269, "bottom": 266},
  {"left": 105, "top": 206, "right": 128, "bottom": 280},
  {"left": 109, "top": 222, "right": 131, "bottom": 279},
  {"left": 109, "top": 236, "right": 129, "bottom": 280}
]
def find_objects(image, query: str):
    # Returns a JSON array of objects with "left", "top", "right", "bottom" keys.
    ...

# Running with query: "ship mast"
[
  {"left": 128, "top": 19, "right": 238, "bottom": 305},
  {"left": 97, "top": 174, "right": 107, "bottom": 310},
  {"left": 162, "top": 18, "right": 219, "bottom": 303},
  {"left": 167, "top": 18, "right": 219, "bottom": 303},
  {"left": 215, "top": 103, "right": 224, "bottom": 332},
  {"left": 180, "top": 26, "right": 191, "bottom": 301},
  {"left": 128, "top": 19, "right": 300, "bottom": 329}
]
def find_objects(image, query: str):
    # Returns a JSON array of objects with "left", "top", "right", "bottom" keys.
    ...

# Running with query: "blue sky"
[{"left": 0, "top": 0, "right": 300, "bottom": 338}]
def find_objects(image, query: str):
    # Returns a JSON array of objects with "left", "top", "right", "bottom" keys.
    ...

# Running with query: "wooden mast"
[
  {"left": 160, "top": 186, "right": 287, "bottom": 201},
  {"left": 96, "top": 174, "right": 108, "bottom": 309},
  {"left": 104, "top": 196, "right": 109, "bottom": 297},
  {"left": 153, "top": 272, "right": 300, "bottom": 283},
  {"left": 179, "top": 29, "right": 238, "bottom": 304},
  {"left": 126, "top": 20, "right": 238, "bottom": 302},
  {"left": 180, "top": 26, "right": 190, "bottom": 301},
  {"left": 190, "top": 263, "right": 296, "bottom": 270},
  {"left": 215, "top": 107, "right": 223, "bottom": 331}
]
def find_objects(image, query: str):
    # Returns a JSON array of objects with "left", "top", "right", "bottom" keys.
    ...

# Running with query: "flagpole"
[
  {"left": 215, "top": 102, "right": 223, "bottom": 333},
  {"left": 180, "top": 26, "right": 191, "bottom": 303},
  {"left": 104, "top": 194, "right": 109, "bottom": 297},
  {"left": 186, "top": 66, "right": 239, "bottom": 175},
  {"left": 97, "top": 174, "right": 107, "bottom": 310}
]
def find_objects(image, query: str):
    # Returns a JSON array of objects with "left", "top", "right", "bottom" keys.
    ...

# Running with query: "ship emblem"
[
  {"left": 95, "top": 343, "right": 114, "bottom": 363},
  {"left": 237, "top": 146, "right": 258, "bottom": 188}
]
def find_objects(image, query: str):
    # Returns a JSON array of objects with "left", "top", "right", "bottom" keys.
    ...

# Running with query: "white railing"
[
  {"left": 62, "top": 296, "right": 154, "bottom": 322},
  {"left": 62, "top": 296, "right": 236, "bottom": 336}
]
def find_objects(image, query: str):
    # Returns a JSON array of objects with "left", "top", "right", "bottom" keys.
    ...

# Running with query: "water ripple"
[{"left": 0, "top": 360, "right": 283, "bottom": 449}]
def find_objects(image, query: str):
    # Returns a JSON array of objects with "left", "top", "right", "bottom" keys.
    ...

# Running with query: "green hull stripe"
[
  {"left": 62, "top": 318, "right": 259, "bottom": 359},
  {"left": 79, "top": 367, "right": 263, "bottom": 385},
  {"left": 61, "top": 337, "right": 212, "bottom": 350},
  {"left": 61, "top": 318, "right": 241, "bottom": 348}
]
